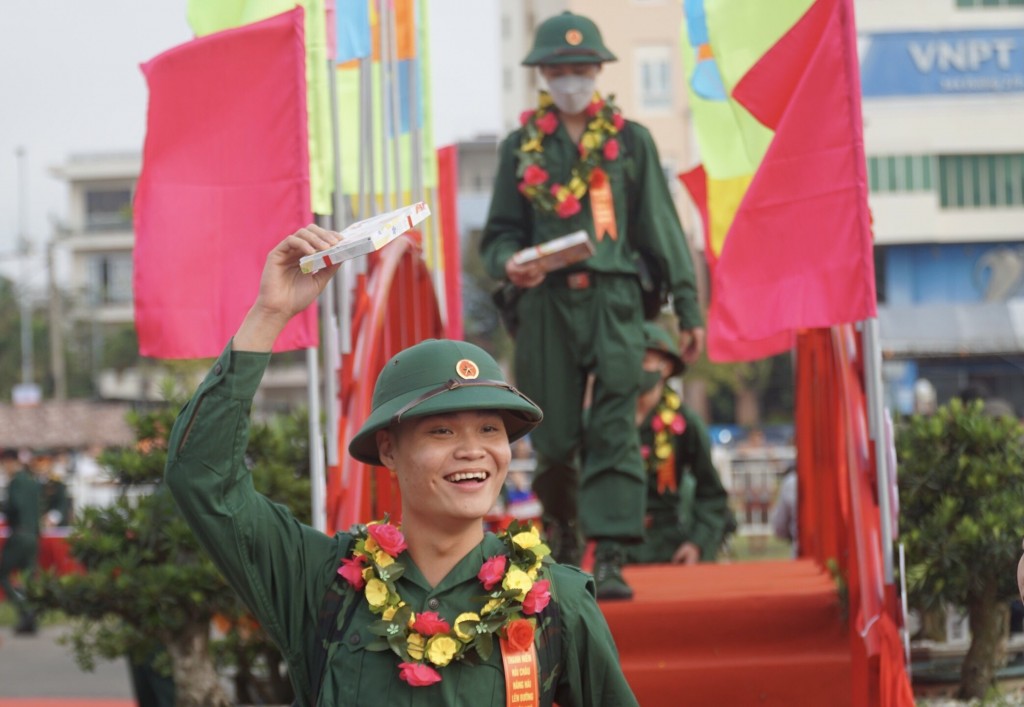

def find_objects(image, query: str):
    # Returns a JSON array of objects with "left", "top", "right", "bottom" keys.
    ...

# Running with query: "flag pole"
[{"left": 863, "top": 316, "right": 895, "bottom": 586}]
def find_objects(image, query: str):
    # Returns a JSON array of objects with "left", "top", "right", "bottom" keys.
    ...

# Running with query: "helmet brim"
[
  {"left": 348, "top": 382, "right": 542, "bottom": 466},
  {"left": 522, "top": 47, "right": 617, "bottom": 66}
]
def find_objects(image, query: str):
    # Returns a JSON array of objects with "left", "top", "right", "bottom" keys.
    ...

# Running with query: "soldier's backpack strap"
[
  {"left": 536, "top": 564, "right": 565, "bottom": 707},
  {"left": 305, "top": 575, "right": 360, "bottom": 706}
]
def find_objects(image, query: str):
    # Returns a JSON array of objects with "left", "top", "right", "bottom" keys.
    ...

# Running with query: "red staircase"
[{"left": 602, "top": 560, "right": 852, "bottom": 706}]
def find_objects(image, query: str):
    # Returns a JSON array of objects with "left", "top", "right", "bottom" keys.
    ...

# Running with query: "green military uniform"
[
  {"left": 627, "top": 403, "right": 732, "bottom": 564},
  {"left": 481, "top": 16, "right": 702, "bottom": 548},
  {"left": 481, "top": 108, "right": 701, "bottom": 544},
  {"left": 1, "top": 463, "right": 42, "bottom": 627},
  {"left": 166, "top": 345, "right": 638, "bottom": 707}
]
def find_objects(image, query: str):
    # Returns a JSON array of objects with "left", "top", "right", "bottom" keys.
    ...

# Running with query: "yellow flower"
[
  {"left": 454, "top": 612, "right": 480, "bottom": 642},
  {"left": 552, "top": 184, "right": 570, "bottom": 201},
  {"left": 538, "top": 92, "right": 554, "bottom": 109},
  {"left": 660, "top": 409, "right": 676, "bottom": 425},
  {"left": 364, "top": 536, "right": 379, "bottom": 553},
  {"left": 580, "top": 131, "right": 601, "bottom": 152},
  {"left": 512, "top": 528, "right": 540, "bottom": 550},
  {"left": 527, "top": 557, "right": 543, "bottom": 580},
  {"left": 426, "top": 635, "right": 459, "bottom": 667},
  {"left": 482, "top": 597, "right": 503, "bottom": 615},
  {"left": 361, "top": 566, "right": 374, "bottom": 581},
  {"left": 656, "top": 442, "right": 673, "bottom": 459},
  {"left": 382, "top": 603, "right": 400, "bottom": 621},
  {"left": 407, "top": 632, "right": 426, "bottom": 661},
  {"left": 502, "top": 566, "right": 534, "bottom": 600},
  {"left": 365, "top": 578, "right": 389, "bottom": 610},
  {"left": 568, "top": 176, "right": 587, "bottom": 199},
  {"left": 522, "top": 137, "right": 543, "bottom": 153},
  {"left": 374, "top": 549, "right": 395, "bottom": 567},
  {"left": 664, "top": 390, "right": 681, "bottom": 409}
]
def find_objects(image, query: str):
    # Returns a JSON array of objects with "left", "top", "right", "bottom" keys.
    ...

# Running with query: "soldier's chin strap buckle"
[{"left": 390, "top": 379, "right": 536, "bottom": 425}]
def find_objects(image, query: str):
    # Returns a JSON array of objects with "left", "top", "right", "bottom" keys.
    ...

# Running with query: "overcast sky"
[{"left": 0, "top": 0, "right": 502, "bottom": 272}]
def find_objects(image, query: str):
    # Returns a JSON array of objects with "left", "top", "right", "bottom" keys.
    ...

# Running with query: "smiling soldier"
[{"left": 165, "top": 225, "right": 638, "bottom": 706}]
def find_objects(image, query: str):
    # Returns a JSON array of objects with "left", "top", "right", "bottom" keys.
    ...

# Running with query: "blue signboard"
[
  {"left": 884, "top": 242, "right": 1024, "bottom": 305},
  {"left": 860, "top": 29, "right": 1024, "bottom": 96}
]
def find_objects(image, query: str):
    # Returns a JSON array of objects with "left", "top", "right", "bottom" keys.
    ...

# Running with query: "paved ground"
[{"left": 0, "top": 625, "right": 133, "bottom": 703}]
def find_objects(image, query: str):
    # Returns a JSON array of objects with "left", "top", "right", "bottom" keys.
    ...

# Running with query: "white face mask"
[{"left": 546, "top": 74, "right": 597, "bottom": 115}]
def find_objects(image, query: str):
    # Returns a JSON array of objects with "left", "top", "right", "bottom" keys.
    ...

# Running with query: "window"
[
  {"left": 867, "top": 155, "right": 934, "bottom": 193},
  {"left": 635, "top": 45, "right": 674, "bottom": 112},
  {"left": 85, "top": 188, "right": 133, "bottom": 232},
  {"left": 90, "top": 253, "right": 134, "bottom": 305},
  {"left": 938, "top": 154, "right": 1024, "bottom": 208}
]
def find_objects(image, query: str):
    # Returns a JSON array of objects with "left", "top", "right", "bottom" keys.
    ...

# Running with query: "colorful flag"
[
  {"left": 134, "top": 8, "right": 316, "bottom": 359},
  {"left": 187, "top": 0, "right": 334, "bottom": 216},
  {"left": 336, "top": 0, "right": 371, "bottom": 62},
  {"left": 681, "top": 0, "right": 875, "bottom": 362}
]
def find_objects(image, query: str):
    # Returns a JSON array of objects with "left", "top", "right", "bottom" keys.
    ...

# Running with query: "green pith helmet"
[
  {"left": 521, "top": 11, "right": 617, "bottom": 66},
  {"left": 348, "top": 339, "right": 543, "bottom": 466},
  {"left": 642, "top": 322, "right": 686, "bottom": 378}
]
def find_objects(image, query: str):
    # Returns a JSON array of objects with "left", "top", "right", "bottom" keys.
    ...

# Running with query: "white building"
[{"left": 857, "top": 0, "right": 1024, "bottom": 413}]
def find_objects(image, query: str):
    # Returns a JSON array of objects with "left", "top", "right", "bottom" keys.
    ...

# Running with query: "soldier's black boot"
[{"left": 593, "top": 542, "right": 633, "bottom": 601}]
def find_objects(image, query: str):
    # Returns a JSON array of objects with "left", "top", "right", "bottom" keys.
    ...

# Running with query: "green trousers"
[
  {"left": 514, "top": 274, "right": 646, "bottom": 540},
  {"left": 0, "top": 532, "right": 38, "bottom": 615}
]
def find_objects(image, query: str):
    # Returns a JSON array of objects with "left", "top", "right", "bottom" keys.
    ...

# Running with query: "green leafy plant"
[
  {"left": 29, "top": 392, "right": 313, "bottom": 706},
  {"left": 897, "top": 398, "right": 1024, "bottom": 699}
]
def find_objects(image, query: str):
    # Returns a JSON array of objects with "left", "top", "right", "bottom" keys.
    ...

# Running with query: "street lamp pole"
[{"left": 16, "top": 145, "right": 34, "bottom": 389}]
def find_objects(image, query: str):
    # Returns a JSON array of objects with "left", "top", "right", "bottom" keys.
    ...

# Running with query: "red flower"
[
  {"left": 478, "top": 555, "right": 507, "bottom": 590},
  {"left": 550, "top": 183, "right": 564, "bottom": 197},
  {"left": 640, "top": 444, "right": 651, "bottom": 459},
  {"left": 603, "top": 139, "right": 620, "bottom": 161},
  {"left": 535, "top": 111, "right": 559, "bottom": 135},
  {"left": 612, "top": 113, "right": 625, "bottom": 131},
  {"left": 522, "top": 579, "right": 551, "bottom": 615},
  {"left": 412, "top": 611, "right": 451, "bottom": 636},
  {"left": 556, "top": 194, "right": 581, "bottom": 218},
  {"left": 398, "top": 662, "right": 442, "bottom": 687},
  {"left": 589, "top": 167, "right": 607, "bottom": 190},
  {"left": 670, "top": 414, "right": 686, "bottom": 435},
  {"left": 367, "top": 523, "right": 407, "bottom": 556},
  {"left": 523, "top": 164, "right": 549, "bottom": 186},
  {"left": 585, "top": 99, "right": 605, "bottom": 117},
  {"left": 519, "top": 109, "right": 534, "bottom": 126},
  {"left": 504, "top": 619, "right": 535, "bottom": 652},
  {"left": 338, "top": 555, "right": 367, "bottom": 590}
]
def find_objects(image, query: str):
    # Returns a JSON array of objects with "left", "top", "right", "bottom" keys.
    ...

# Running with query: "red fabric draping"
[
  {"left": 795, "top": 327, "right": 914, "bottom": 707},
  {"left": 134, "top": 8, "right": 316, "bottom": 359},
  {"left": 437, "top": 145, "right": 463, "bottom": 340}
]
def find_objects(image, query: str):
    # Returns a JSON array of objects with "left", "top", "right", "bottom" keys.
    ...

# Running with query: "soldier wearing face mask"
[{"left": 480, "top": 11, "right": 704, "bottom": 600}]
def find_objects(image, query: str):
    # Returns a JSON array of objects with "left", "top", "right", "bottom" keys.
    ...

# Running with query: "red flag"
[
  {"left": 437, "top": 145, "right": 463, "bottom": 341},
  {"left": 707, "top": 0, "right": 876, "bottom": 361},
  {"left": 134, "top": 8, "right": 316, "bottom": 359}
]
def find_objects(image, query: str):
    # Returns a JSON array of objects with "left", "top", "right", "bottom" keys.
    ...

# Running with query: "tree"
[
  {"left": 30, "top": 388, "right": 312, "bottom": 705},
  {"left": 897, "top": 398, "right": 1024, "bottom": 699}
]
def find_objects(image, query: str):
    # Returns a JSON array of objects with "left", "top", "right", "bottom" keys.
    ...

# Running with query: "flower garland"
[
  {"left": 516, "top": 91, "right": 625, "bottom": 218},
  {"left": 641, "top": 388, "right": 687, "bottom": 494},
  {"left": 337, "top": 517, "right": 553, "bottom": 687}
]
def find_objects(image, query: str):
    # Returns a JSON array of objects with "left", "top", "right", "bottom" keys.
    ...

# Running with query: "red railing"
[{"left": 326, "top": 233, "right": 444, "bottom": 534}]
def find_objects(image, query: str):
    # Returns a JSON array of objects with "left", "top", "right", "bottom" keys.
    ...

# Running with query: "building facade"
[{"left": 857, "top": 0, "right": 1024, "bottom": 414}]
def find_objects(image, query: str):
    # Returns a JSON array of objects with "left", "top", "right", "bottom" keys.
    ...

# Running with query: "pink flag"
[
  {"left": 706, "top": 0, "right": 876, "bottom": 361},
  {"left": 134, "top": 8, "right": 316, "bottom": 359}
]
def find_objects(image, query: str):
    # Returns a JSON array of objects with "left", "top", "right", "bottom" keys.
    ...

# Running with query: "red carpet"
[{"left": 602, "top": 559, "right": 852, "bottom": 706}]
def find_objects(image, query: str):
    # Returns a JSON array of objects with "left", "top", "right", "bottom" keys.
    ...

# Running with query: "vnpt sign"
[{"left": 861, "top": 29, "right": 1024, "bottom": 96}]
